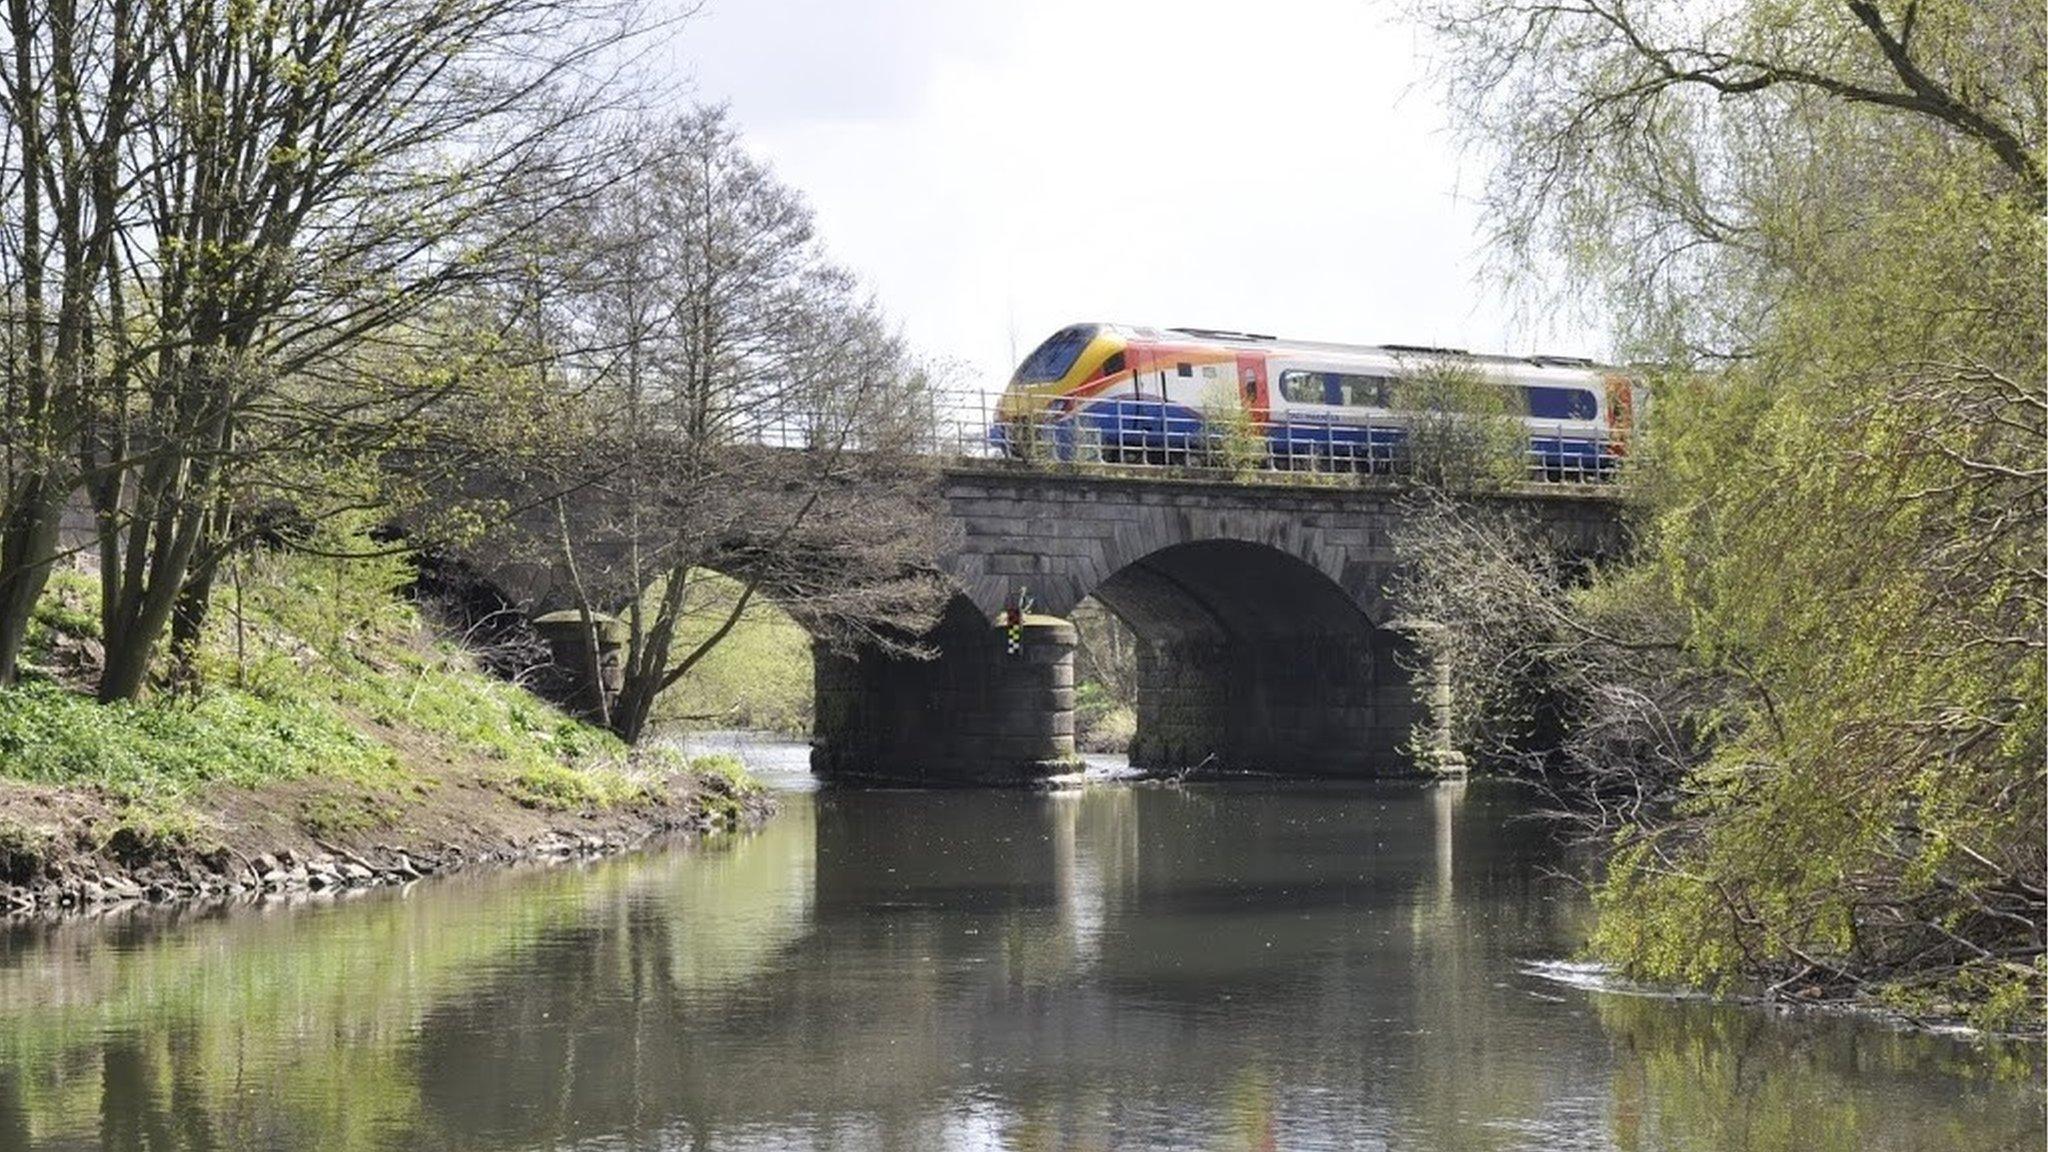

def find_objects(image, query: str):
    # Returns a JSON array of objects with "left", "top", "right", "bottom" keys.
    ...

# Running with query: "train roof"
[{"left": 1108, "top": 323, "right": 1618, "bottom": 375}]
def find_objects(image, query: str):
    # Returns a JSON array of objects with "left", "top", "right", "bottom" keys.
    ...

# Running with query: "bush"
[
  {"left": 1394, "top": 358, "right": 1528, "bottom": 490},
  {"left": 1200, "top": 383, "right": 1267, "bottom": 476}
]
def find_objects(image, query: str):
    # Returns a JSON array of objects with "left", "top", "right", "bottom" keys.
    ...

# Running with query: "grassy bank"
[
  {"left": 0, "top": 536, "right": 766, "bottom": 909},
  {"left": 650, "top": 569, "right": 813, "bottom": 737}
]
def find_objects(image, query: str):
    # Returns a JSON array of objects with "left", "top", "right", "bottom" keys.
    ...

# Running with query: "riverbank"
[
  {"left": 0, "top": 542, "right": 773, "bottom": 916},
  {"left": 0, "top": 755, "right": 772, "bottom": 915}
]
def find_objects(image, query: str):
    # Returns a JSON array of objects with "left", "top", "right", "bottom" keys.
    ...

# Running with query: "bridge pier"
[{"left": 811, "top": 601, "right": 1080, "bottom": 785}]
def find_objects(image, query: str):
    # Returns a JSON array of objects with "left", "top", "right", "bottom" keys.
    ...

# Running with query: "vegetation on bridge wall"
[{"left": 1404, "top": 0, "right": 2045, "bottom": 1029}]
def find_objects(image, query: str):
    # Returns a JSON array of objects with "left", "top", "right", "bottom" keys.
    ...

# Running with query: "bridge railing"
[{"left": 914, "top": 392, "right": 1629, "bottom": 487}]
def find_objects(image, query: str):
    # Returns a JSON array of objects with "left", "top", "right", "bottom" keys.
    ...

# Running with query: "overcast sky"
[{"left": 657, "top": 0, "right": 1603, "bottom": 397}]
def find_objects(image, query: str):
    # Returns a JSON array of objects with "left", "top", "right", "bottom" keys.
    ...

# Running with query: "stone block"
[{"left": 986, "top": 554, "right": 1044, "bottom": 576}]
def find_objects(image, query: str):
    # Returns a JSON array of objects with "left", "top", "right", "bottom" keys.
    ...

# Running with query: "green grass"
[
  {"left": 1073, "top": 680, "right": 1136, "bottom": 753},
  {"left": 0, "top": 679, "right": 398, "bottom": 793},
  {"left": 504, "top": 760, "right": 657, "bottom": 812},
  {"left": 0, "top": 525, "right": 748, "bottom": 840},
  {"left": 26, "top": 570, "right": 99, "bottom": 644},
  {"left": 687, "top": 752, "right": 755, "bottom": 791},
  {"left": 201, "top": 538, "right": 655, "bottom": 801}
]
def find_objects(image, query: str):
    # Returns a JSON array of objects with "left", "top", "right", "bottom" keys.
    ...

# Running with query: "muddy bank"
[{"left": 0, "top": 765, "right": 775, "bottom": 917}]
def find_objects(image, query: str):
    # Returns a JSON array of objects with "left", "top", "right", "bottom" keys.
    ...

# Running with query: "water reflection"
[{"left": 0, "top": 763, "right": 2038, "bottom": 1151}]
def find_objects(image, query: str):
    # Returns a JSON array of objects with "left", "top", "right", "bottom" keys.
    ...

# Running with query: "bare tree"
[
  {"left": 0, "top": 0, "right": 151, "bottom": 684},
  {"left": 512, "top": 109, "right": 952, "bottom": 743},
  {"left": 104, "top": 0, "right": 652, "bottom": 700}
]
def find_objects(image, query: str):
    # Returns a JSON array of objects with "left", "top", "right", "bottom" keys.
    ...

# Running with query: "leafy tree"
[
  {"left": 0, "top": 0, "right": 645, "bottom": 700},
  {"left": 1407, "top": 0, "right": 2044, "bottom": 1024}
]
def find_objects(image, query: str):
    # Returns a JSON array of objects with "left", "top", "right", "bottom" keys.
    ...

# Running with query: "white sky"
[{"left": 657, "top": 0, "right": 1604, "bottom": 398}]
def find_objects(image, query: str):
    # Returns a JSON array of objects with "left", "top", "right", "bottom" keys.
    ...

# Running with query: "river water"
[{"left": 0, "top": 735, "right": 2039, "bottom": 1151}]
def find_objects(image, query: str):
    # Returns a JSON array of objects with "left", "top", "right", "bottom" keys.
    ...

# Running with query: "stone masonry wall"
[
  {"left": 1131, "top": 629, "right": 1424, "bottom": 776},
  {"left": 811, "top": 602, "right": 1077, "bottom": 785},
  {"left": 942, "top": 468, "right": 1625, "bottom": 625}
]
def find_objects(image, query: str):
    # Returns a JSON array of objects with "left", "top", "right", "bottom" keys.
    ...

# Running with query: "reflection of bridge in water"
[
  {"left": 484, "top": 465, "right": 1623, "bottom": 783},
  {"left": 407, "top": 780, "right": 1587, "bottom": 1148},
  {"left": 5, "top": 773, "right": 2026, "bottom": 1150}
]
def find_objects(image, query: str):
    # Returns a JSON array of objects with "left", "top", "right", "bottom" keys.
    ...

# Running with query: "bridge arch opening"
[
  {"left": 645, "top": 568, "right": 815, "bottom": 737},
  {"left": 506, "top": 559, "right": 827, "bottom": 742},
  {"left": 807, "top": 541, "right": 1432, "bottom": 784},
  {"left": 1079, "top": 540, "right": 1422, "bottom": 776}
]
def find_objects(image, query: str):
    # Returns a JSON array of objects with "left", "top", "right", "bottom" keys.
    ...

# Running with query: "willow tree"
[{"left": 1409, "top": 0, "right": 2044, "bottom": 1023}]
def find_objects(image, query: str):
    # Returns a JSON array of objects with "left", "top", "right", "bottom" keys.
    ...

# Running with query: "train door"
[{"left": 1234, "top": 351, "right": 1268, "bottom": 422}]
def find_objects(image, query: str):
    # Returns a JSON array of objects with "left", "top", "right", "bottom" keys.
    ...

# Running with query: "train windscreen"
[{"left": 1012, "top": 325, "right": 1099, "bottom": 385}]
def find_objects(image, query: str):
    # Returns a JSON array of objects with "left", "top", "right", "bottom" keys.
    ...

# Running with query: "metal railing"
[
  {"left": 914, "top": 393, "right": 1628, "bottom": 488},
  {"left": 719, "top": 388, "right": 1628, "bottom": 489}
]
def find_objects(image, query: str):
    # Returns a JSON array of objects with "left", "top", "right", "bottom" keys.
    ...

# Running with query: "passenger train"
[{"left": 990, "top": 323, "right": 1636, "bottom": 476}]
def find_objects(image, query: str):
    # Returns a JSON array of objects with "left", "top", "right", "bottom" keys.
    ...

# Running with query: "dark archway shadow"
[{"left": 1087, "top": 541, "right": 1422, "bottom": 776}]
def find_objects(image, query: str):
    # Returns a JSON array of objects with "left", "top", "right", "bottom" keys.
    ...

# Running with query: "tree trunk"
[
  {"left": 609, "top": 676, "right": 658, "bottom": 745},
  {"left": 165, "top": 560, "right": 218, "bottom": 694},
  {"left": 0, "top": 476, "right": 68, "bottom": 683}
]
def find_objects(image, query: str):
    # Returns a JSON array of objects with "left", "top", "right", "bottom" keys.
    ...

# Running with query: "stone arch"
[
  {"left": 947, "top": 485, "right": 1401, "bottom": 630},
  {"left": 1085, "top": 514, "right": 1352, "bottom": 619},
  {"left": 1076, "top": 540, "right": 1421, "bottom": 776}
]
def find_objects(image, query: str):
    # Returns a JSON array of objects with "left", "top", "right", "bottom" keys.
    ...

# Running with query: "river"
[{"left": 0, "top": 735, "right": 2039, "bottom": 1150}]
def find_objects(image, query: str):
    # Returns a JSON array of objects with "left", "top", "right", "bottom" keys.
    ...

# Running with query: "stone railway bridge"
[{"left": 480, "top": 466, "right": 1625, "bottom": 784}]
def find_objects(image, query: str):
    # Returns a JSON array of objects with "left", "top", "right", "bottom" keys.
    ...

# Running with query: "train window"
[
  {"left": 1524, "top": 386, "right": 1598, "bottom": 419},
  {"left": 1177, "top": 362, "right": 1193, "bottom": 377},
  {"left": 1013, "top": 325, "right": 1099, "bottom": 384},
  {"left": 1339, "top": 375, "right": 1394, "bottom": 408},
  {"left": 1099, "top": 351, "right": 1126, "bottom": 377},
  {"left": 1279, "top": 369, "right": 1393, "bottom": 408},
  {"left": 1278, "top": 370, "right": 1325, "bottom": 404}
]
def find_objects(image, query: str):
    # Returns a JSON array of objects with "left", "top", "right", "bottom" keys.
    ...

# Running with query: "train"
[{"left": 989, "top": 323, "right": 1637, "bottom": 477}]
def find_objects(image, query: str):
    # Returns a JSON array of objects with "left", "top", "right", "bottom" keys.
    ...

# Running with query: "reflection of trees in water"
[
  {"left": 1591, "top": 994, "right": 2044, "bottom": 1152},
  {"left": 0, "top": 780, "right": 2037, "bottom": 1151},
  {"left": 406, "top": 782, "right": 2043, "bottom": 1151},
  {"left": 0, "top": 808, "right": 819, "bottom": 1151}
]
